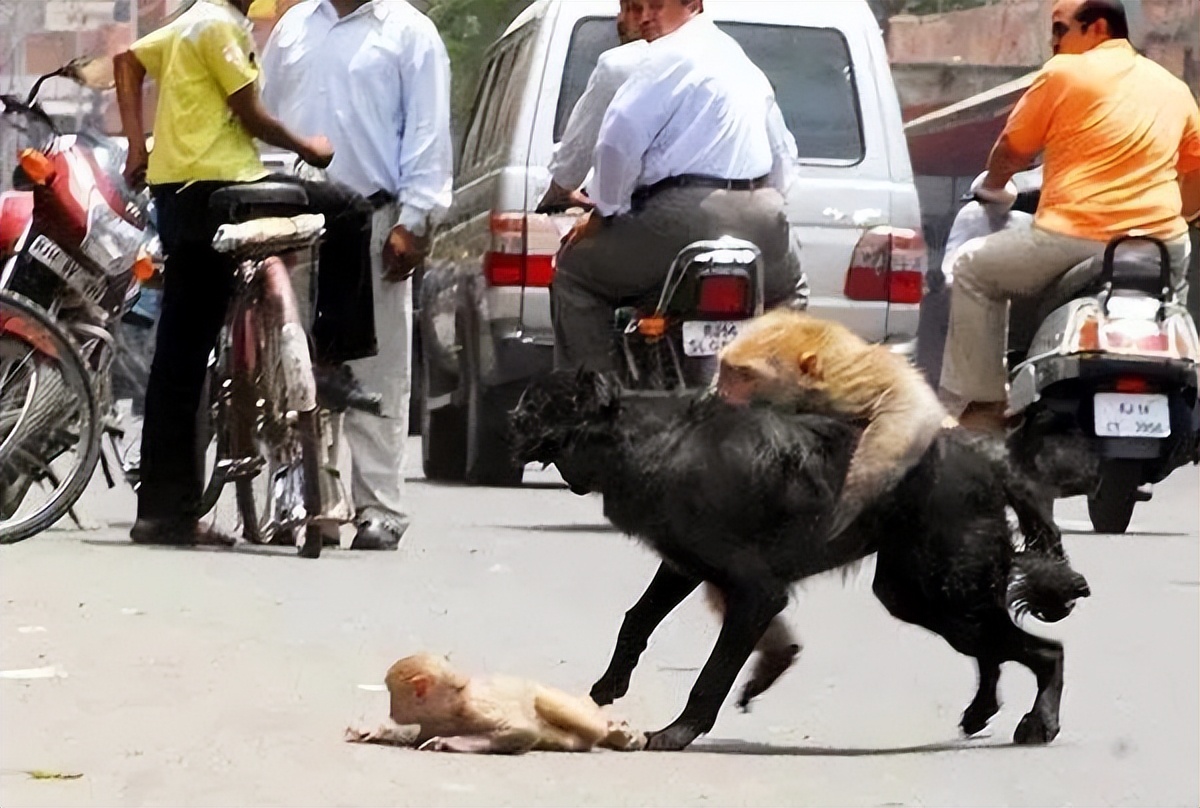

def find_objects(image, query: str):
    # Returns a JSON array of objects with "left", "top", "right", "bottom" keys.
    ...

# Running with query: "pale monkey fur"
[
  {"left": 715, "top": 308, "right": 952, "bottom": 541},
  {"left": 344, "top": 653, "right": 645, "bottom": 754}
]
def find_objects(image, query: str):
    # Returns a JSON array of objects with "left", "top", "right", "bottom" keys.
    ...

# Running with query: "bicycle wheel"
[
  {"left": 0, "top": 292, "right": 101, "bottom": 544},
  {"left": 232, "top": 264, "right": 325, "bottom": 558}
]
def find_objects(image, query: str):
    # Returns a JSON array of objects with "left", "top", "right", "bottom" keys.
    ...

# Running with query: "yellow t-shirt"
[
  {"left": 132, "top": 0, "right": 268, "bottom": 185},
  {"left": 1002, "top": 39, "right": 1200, "bottom": 242}
]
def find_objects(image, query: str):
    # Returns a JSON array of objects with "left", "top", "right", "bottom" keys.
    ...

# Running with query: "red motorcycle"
[{"left": 1, "top": 57, "right": 160, "bottom": 543}]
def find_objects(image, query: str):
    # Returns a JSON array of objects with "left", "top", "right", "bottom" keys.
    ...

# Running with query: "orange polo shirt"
[{"left": 1003, "top": 39, "right": 1200, "bottom": 242}]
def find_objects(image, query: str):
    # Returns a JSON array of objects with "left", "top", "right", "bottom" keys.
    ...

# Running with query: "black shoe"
[
  {"left": 349, "top": 514, "right": 407, "bottom": 551},
  {"left": 130, "top": 518, "right": 236, "bottom": 547},
  {"left": 314, "top": 365, "right": 383, "bottom": 416}
]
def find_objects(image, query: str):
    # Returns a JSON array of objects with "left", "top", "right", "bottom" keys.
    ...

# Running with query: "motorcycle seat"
[{"left": 208, "top": 182, "right": 309, "bottom": 227}]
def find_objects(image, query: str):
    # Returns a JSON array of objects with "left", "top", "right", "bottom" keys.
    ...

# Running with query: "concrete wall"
[{"left": 888, "top": 0, "right": 1199, "bottom": 93}]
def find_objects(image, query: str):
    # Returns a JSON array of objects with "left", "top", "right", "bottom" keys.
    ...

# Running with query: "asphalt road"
[{"left": 1, "top": 439, "right": 1197, "bottom": 807}]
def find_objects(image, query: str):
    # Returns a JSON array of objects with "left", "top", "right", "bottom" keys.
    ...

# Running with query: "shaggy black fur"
[{"left": 510, "top": 370, "right": 1091, "bottom": 751}]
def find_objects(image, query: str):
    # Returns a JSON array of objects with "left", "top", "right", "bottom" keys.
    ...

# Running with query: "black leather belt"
[
  {"left": 367, "top": 190, "right": 396, "bottom": 210},
  {"left": 631, "top": 173, "right": 770, "bottom": 209}
]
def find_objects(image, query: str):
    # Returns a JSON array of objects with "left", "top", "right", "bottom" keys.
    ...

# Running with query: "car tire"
[
  {"left": 463, "top": 336, "right": 525, "bottom": 488},
  {"left": 420, "top": 337, "right": 467, "bottom": 482}
]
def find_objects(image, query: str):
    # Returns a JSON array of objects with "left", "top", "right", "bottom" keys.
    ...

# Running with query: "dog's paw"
[
  {"left": 644, "top": 723, "right": 702, "bottom": 752},
  {"left": 1013, "top": 711, "right": 1059, "bottom": 745}
]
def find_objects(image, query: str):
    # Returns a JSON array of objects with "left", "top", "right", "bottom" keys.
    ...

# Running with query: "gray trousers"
[{"left": 552, "top": 185, "right": 802, "bottom": 372}]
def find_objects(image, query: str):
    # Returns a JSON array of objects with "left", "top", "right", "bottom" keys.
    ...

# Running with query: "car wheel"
[
  {"left": 463, "top": 338, "right": 525, "bottom": 487},
  {"left": 420, "top": 336, "right": 467, "bottom": 482}
]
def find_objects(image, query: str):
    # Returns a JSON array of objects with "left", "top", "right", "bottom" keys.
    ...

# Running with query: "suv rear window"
[{"left": 555, "top": 18, "right": 865, "bottom": 164}]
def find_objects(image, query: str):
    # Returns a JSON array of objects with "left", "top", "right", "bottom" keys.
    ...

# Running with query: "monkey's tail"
[{"left": 1006, "top": 552, "right": 1091, "bottom": 624}]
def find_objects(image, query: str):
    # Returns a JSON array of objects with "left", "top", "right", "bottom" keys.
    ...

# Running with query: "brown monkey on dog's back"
[
  {"left": 345, "top": 653, "right": 645, "bottom": 754},
  {"left": 716, "top": 308, "right": 951, "bottom": 542}
]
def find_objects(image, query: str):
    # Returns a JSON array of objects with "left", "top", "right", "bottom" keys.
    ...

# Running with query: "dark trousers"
[{"left": 137, "top": 176, "right": 376, "bottom": 522}]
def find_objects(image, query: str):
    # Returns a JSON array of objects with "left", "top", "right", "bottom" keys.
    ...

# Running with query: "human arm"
[
  {"left": 765, "top": 97, "right": 798, "bottom": 195},
  {"left": 193, "top": 20, "right": 331, "bottom": 167},
  {"left": 549, "top": 52, "right": 629, "bottom": 193},
  {"left": 113, "top": 50, "right": 150, "bottom": 187},
  {"left": 979, "top": 65, "right": 1062, "bottom": 197},
  {"left": 1180, "top": 103, "right": 1200, "bottom": 224},
  {"left": 225, "top": 88, "right": 332, "bottom": 168},
  {"left": 384, "top": 20, "right": 454, "bottom": 281}
]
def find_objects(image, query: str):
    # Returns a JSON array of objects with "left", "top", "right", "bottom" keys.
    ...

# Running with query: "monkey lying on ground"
[
  {"left": 344, "top": 653, "right": 646, "bottom": 754},
  {"left": 715, "top": 308, "right": 951, "bottom": 543}
]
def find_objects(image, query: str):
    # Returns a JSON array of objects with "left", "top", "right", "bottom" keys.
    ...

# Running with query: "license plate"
[
  {"left": 1093, "top": 392, "right": 1170, "bottom": 438},
  {"left": 681, "top": 320, "right": 744, "bottom": 357}
]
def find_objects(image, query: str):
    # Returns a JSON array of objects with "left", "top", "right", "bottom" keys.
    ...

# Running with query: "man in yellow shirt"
[
  {"left": 939, "top": 0, "right": 1200, "bottom": 431},
  {"left": 114, "top": 0, "right": 378, "bottom": 546}
]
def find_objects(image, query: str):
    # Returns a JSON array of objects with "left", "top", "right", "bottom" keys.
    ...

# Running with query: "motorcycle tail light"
[
  {"left": 18, "top": 149, "right": 55, "bottom": 185},
  {"left": 696, "top": 274, "right": 749, "bottom": 317}
]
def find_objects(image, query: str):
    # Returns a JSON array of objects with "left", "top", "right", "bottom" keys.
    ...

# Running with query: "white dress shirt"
[
  {"left": 591, "top": 14, "right": 798, "bottom": 218},
  {"left": 260, "top": 0, "right": 453, "bottom": 234},
  {"left": 548, "top": 39, "right": 649, "bottom": 191}
]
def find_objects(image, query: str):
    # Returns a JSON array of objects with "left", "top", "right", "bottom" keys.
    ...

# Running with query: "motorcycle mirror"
[{"left": 62, "top": 57, "right": 116, "bottom": 91}]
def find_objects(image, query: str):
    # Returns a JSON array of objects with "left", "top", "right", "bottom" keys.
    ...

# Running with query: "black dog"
[{"left": 510, "top": 371, "right": 1091, "bottom": 751}]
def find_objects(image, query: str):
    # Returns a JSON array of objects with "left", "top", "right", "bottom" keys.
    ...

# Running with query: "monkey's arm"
[
  {"left": 825, "top": 390, "right": 946, "bottom": 542},
  {"left": 344, "top": 720, "right": 423, "bottom": 747},
  {"left": 419, "top": 727, "right": 541, "bottom": 754}
]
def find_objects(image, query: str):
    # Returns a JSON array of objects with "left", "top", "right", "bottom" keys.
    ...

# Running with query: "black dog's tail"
[{"left": 1007, "top": 552, "right": 1091, "bottom": 624}]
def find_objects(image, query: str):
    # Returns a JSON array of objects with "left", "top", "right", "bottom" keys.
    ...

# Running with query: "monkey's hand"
[
  {"left": 344, "top": 720, "right": 422, "bottom": 747},
  {"left": 600, "top": 719, "right": 648, "bottom": 751}
]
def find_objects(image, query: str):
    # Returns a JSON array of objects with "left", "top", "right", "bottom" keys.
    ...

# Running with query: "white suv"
[{"left": 419, "top": 0, "right": 926, "bottom": 485}]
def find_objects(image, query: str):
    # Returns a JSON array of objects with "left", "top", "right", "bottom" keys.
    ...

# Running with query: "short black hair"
[{"left": 1074, "top": 0, "right": 1130, "bottom": 39}]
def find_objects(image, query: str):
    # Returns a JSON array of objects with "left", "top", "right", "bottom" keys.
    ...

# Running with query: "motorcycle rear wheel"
[{"left": 0, "top": 292, "right": 101, "bottom": 544}]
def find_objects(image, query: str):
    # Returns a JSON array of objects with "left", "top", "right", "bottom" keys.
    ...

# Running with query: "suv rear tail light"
[
  {"left": 483, "top": 212, "right": 566, "bottom": 287},
  {"left": 695, "top": 273, "right": 750, "bottom": 318},
  {"left": 844, "top": 226, "right": 927, "bottom": 305}
]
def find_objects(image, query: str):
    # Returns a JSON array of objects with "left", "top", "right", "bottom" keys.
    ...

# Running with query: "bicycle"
[{"left": 194, "top": 203, "right": 351, "bottom": 559}]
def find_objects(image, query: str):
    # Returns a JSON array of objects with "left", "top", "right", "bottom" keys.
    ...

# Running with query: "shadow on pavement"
[{"left": 687, "top": 737, "right": 1019, "bottom": 757}]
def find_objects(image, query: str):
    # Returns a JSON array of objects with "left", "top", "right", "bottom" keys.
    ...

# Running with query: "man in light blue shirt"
[{"left": 262, "top": 0, "right": 453, "bottom": 550}]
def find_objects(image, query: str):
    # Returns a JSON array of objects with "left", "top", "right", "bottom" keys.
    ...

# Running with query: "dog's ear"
[{"left": 592, "top": 372, "right": 623, "bottom": 416}]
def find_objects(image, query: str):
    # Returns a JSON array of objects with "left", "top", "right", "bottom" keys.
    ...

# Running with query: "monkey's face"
[{"left": 716, "top": 355, "right": 818, "bottom": 407}]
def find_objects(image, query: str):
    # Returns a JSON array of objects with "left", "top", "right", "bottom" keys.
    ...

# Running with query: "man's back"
[
  {"left": 130, "top": 0, "right": 265, "bottom": 185},
  {"left": 1005, "top": 39, "right": 1200, "bottom": 242}
]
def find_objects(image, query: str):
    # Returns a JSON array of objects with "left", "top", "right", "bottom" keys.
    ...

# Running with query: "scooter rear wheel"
[{"left": 1087, "top": 459, "right": 1141, "bottom": 535}]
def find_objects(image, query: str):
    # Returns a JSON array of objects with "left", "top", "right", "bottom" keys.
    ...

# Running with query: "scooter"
[{"left": 927, "top": 170, "right": 1199, "bottom": 534}]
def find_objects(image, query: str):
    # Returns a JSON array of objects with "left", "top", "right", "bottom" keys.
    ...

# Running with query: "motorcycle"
[
  {"left": 929, "top": 169, "right": 1200, "bottom": 534},
  {"left": 0, "top": 57, "right": 162, "bottom": 543}
]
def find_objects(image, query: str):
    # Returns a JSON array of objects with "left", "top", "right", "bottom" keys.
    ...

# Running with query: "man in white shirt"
[
  {"left": 261, "top": 0, "right": 453, "bottom": 550},
  {"left": 551, "top": 0, "right": 804, "bottom": 373},
  {"left": 537, "top": 0, "right": 651, "bottom": 212}
]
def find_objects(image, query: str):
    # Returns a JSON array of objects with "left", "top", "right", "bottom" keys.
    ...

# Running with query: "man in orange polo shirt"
[{"left": 939, "top": 0, "right": 1200, "bottom": 431}]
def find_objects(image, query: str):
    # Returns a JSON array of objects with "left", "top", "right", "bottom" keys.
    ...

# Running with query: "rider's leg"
[
  {"left": 939, "top": 225, "right": 1106, "bottom": 429},
  {"left": 134, "top": 182, "right": 237, "bottom": 544},
  {"left": 551, "top": 186, "right": 719, "bottom": 373},
  {"left": 343, "top": 204, "right": 412, "bottom": 551}
]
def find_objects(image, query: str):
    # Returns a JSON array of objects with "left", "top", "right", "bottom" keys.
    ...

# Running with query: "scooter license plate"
[{"left": 1093, "top": 392, "right": 1171, "bottom": 438}]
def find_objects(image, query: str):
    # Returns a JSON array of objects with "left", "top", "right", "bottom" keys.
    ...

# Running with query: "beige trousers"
[{"left": 939, "top": 224, "right": 1190, "bottom": 408}]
